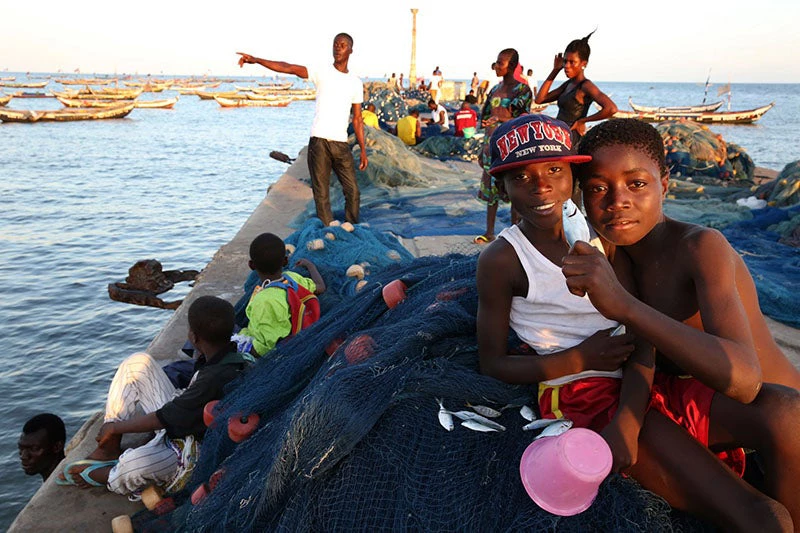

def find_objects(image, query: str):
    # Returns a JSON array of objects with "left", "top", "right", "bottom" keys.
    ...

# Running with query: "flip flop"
[
  {"left": 55, "top": 459, "right": 118, "bottom": 487},
  {"left": 472, "top": 235, "right": 494, "bottom": 244}
]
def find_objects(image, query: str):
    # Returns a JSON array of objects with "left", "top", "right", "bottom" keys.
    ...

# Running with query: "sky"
[{"left": 2, "top": 0, "right": 798, "bottom": 83}]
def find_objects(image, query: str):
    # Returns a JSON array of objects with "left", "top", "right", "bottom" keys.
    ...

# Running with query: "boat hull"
[
  {"left": 613, "top": 103, "right": 774, "bottom": 125},
  {"left": 0, "top": 103, "right": 135, "bottom": 123}
]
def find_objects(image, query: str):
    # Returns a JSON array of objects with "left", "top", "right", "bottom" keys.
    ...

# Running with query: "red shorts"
[{"left": 537, "top": 373, "right": 745, "bottom": 476}]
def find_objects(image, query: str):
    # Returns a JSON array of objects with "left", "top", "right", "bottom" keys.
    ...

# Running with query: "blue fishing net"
[
  {"left": 133, "top": 241, "right": 706, "bottom": 532},
  {"left": 722, "top": 205, "right": 800, "bottom": 328}
]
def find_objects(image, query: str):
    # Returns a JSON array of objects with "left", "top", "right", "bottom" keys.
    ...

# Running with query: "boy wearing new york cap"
[{"left": 476, "top": 114, "right": 652, "bottom": 477}]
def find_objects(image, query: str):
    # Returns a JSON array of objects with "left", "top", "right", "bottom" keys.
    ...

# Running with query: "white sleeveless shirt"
[{"left": 499, "top": 224, "right": 622, "bottom": 385}]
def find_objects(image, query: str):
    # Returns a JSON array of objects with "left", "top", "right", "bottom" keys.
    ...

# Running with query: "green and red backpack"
[{"left": 256, "top": 275, "right": 320, "bottom": 336}]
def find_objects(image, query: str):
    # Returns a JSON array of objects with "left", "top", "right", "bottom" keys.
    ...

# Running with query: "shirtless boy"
[{"left": 565, "top": 118, "right": 800, "bottom": 531}]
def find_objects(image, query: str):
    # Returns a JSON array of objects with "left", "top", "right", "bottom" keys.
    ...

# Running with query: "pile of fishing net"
[
  {"left": 364, "top": 82, "right": 408, "bottom": 123},
  {"left": 754, "top": 160, "right": 800, "bottom": 207},
  {"left": 133, "top": 246, "right": 707, "bottom": 532},
  {"left": 657, "top": 120, "right": 755, "bottom": 184},
  {"left": 413, "top": 134, "right": 483, "bottom": 162}
]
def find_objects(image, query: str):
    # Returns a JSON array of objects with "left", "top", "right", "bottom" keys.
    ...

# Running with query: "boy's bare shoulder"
[
  {"left": 477, "top": 236, "right": 516, "bottom": 269},
  {"left": 668, "top": 219, "right": 737, "bottom": 267}
]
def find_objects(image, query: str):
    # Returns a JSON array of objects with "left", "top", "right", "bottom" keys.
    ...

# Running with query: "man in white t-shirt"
[
  {"left": 426, "top": 99, "right": 449, "bottom": 132},
  {"left": 237, "top": 33, "right": 368, "bottom": 225}
]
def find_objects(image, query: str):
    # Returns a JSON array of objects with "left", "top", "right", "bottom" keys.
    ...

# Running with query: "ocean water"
[{"left": 1, "top": 77, "right": 797, "bottom": 528}]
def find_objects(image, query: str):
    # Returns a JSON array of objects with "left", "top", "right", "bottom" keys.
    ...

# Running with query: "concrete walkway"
[{"left": 10, "top": 156, "right": 798, "bottom": 532}]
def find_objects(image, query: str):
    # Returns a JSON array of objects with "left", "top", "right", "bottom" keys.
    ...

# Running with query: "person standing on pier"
[
  {"left": 534, "top": 30, "right": 617, "bottom": 144},
  {"left": 237, "top": 33, "right": 368, "bottom": 226}
]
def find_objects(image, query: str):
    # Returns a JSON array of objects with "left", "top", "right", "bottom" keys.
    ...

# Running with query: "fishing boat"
[
  {"left": 135, "top": 96, "right": 179, "bottom": 109},
  {"left": 55, "top": 78, "right": 114, "bottom": 85},
  {"left": 257, "top": 81, "right": 293, "bottom": 90},
  {"left": 197, "top": 90, "right": 243, "bottom": 100},
  {"left": 11, "top": 91, "right": 53, "bottom": 98},
  {"left": 87, "top": 86, "right": 144, "bottom": 98},
  {"left": 57, "top": 97, "right": 135, "bottom": 108},
  {"left": 0, "top": 81, "right": 48, "bottom": 88},
  {"left": 628, "top": 97, "right": 724, "bottom": 114},
  {"left": 0, "top": 102, "right": 135, "bottom": 123},
  {"left": 214, "top": 96, "right": 291, "bottom": 108},
  {"left": 612, "top": 102, "right": 774, "bottom": 125},
  {"left": 0, "top": 94, "right": 11, "bottom": 106},
  {"left": 245, "top": 92, "right": 293, "bottom": 101}
]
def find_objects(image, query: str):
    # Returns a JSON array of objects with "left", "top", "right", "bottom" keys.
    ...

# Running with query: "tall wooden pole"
[{"left": 409, "top": 9, "right": 418, "bottom": 86}]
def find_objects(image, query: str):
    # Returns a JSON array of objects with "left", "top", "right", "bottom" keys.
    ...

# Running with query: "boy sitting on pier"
[
  {"left": 565, "top": 118, "right": 800, "bottom": 530},
  {"left": 236, "top": 233, "right": 326, "bottom": 357},
  {"left": 56, "top": 296, "right": 252, "bottom": 494}
]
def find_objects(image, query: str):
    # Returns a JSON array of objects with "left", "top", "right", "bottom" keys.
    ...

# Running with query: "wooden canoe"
[
  {"left": 57, "top": 97, "right": 135, "bottom": 108},
  {"left": 135, "top": 97, "right": 178, "bottom": 109},
  {"left": 55, "top": 78, "right": 114, "bottom": 85},
  {"left": 11, "top": 91, "right": 53, "bottom": 98},
  {"left": 0, "top": 94, "right": 11, "bottom": 106},
  {"left": 0, "top": 102, "right": 135, "bottom": 123},
  {"left": 0, "top": 81, "right": 49, "bottom": 88},
  {"left": 86, "top": 87, "right": 144, "bottom": 98},
  {"left": 197, "top": 90, "right": 243, "bottom": 100},
  {"left": 612, "top": 103, "right": 774, "bottom": 124},
  {"left": 214, "top": 96, "right": 291, "bottom": 108},
  {"left": 628, "top": 97, "right": 724, "bottom": 114},
  {"left": 244, "top": 92, "right": 292, "bottom": 101},
  {"left": 257, "top": 81, "right": 293, "bottom": 90}
]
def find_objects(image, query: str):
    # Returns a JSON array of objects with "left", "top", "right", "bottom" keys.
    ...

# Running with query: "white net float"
[
  {"left": 306, "top": 239, "right": 325, "bottom": 251},
  {"left": 346, "top": 264, "right": 365, "bottom": 280}
]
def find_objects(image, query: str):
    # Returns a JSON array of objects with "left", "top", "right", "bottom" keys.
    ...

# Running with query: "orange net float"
[
  {"left": 191, "top": 483, "right": 209, "bottom": 505},
  {"left": 344, "top": 334, "right": 376, "bottom": 365},
  {"left": 228, "top": 413, "right": 260, "bottom": 443},
  {"left": 208, "top": 468, "right": 225, "bottom": 491},
  {"left": 325, "top": 337, "right": 344, "bottom": 357},
  {"left": 382, "top": 279, "right": 407, "bottom": 309},
  {"left": 203, "top": 400, "right": 220, "bottom": 427}
]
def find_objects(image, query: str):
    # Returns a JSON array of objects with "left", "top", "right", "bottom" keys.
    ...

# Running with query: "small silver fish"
[
  {"left": 437, "top": 399, "right": 454, "bottom": 431},
  {"left": 522, "top": 418, "right": 562, "bottom": 431},
  {"left": 467, "top": 403, "right": 502, "bottom": 418},
  {"left": 519, "top": 405, "right": 535, "bottom": 422},
  {"left": 450, "top": 411, "right": 506, "bottom": 431},
  {"left": 562, "top": 199, "right": 591, "bottom": 249},
  {"left": 534, "top": 419, "right": 573, "bottom": 440},
  {"left": 610, "top": 324, "right": 626, "bottom": 336},
  {"left": 461, "top": 420, "right": 501, "bottom": 432}
]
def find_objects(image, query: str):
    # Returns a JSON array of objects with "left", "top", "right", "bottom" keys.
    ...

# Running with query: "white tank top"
[{"left": 499, "top": 224, "right": 622, "bottom": 385}]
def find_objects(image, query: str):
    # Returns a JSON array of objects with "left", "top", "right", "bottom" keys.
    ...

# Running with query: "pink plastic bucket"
[{"left": 519, "top": 427, "right": 612, "bottom": 516}]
